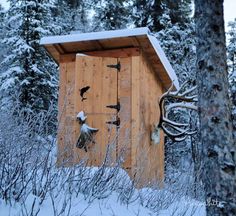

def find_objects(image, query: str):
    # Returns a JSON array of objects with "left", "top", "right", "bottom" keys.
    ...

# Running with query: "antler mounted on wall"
[{"left": 157, "top": 80, "right": 198, "bottom": 142}]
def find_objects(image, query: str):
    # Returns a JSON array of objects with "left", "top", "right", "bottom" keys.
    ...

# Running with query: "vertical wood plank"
[
  {"left": 118, "top": 57, "right": 132, "bottom": 169},
  {"left": 57, "top": 62, "right": 67, "bottom": 166},
  {"left": 90, "top": 56, "right": 103, "bottom": 165},
  {"left": 74, "top": 55, "right": 87, "bottom": 164},
  {"left": 65, "top": 61, "right": 76, "bottom": 165},
  {"left": 101, "top": 57, "right": 118, "bottom": 165},
  {"left": 57, "top": 59, "right": 76, "bottom": 166},
  {"left": 131, "top": 56, "right": 140, "bottom": 178},
  {"left": 138, "top": 54, "right": 150, "bottom": 184}
]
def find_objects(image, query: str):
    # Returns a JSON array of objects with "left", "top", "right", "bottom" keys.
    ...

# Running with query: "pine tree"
[
  {"left": 132, "top": 0, "right": 161, "bottom": 31},
  {"left": 164, "top": 0, "right": 192, "bottom": 28},
  {"left": 65, "top": 0, "right": 90, "bottom": 32},
  {"left": 92, "top": 0, "right": 130, "bottom": 31},
  {"left": 195, "top": 0, "right": 235, "bottom": 215},
  {"left": 157, "top": 11, "right": 195, "bottom": 83},
  {"left": 0, "top": 4, "right": 7, "bottom": 73},
  {"left": 227, "top": 19, "right": 236, "bottom": 139},
  {"left": 0, "top": 0, "right": 58, "bottom": 114},
  {"left": 0, "top": 4, "right": 5, "bottom": 41},
  {"left": 52, "top": 0, "right": 91, "bottom": 33},
  {"left": 51, "top": 0, "right": 72, "bottom": 34},
  {"left": 132, "top": 0, "right": 192, "bottom": 32}
]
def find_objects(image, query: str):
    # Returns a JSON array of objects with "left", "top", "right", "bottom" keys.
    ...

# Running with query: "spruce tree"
[
  {"left": 0, "top": 4, "right": 7, "bottom": 73},
  {"left": 227, "top": 19, "right": 236, "bottom": 139},
  {"left": 132, "top": 0, "right": 162, "bottom": 31},
  {"left": 157, "top": 11, "right": 195, "bottom": 82},
  {"left": 132, "top": 0, "right": 192, "bottom": 32},
  {"left": 0, "top": 0, "right": 58, "bottom": 113},
  {"left": 92, "top": 0, "right": 130, "bottom": 31},
  {"left": 53, "top": 0, "right": 91, "bottom": 33},
  {"left": 164, "top": 0, "right": 192, "bottom": 28}
]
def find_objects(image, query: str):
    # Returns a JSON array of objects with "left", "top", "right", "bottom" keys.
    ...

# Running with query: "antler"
[{"left": 158, "top": 80, "right": 198, "bottom": 142}]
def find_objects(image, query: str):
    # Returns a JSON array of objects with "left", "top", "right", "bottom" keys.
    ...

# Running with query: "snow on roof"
[
  {"left": 148, "top": 35, "right": 179, "bottom": 89},
  {"left": 40, "top": 27, "right": 179, "bottom": 89},
  {"left": 40, "top": 27, "right": 151, "bottom": 45}
]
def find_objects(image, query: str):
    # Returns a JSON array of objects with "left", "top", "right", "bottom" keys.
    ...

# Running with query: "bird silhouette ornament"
[{"left": 76, "top": 111, "right": 99, "bottom": 152}]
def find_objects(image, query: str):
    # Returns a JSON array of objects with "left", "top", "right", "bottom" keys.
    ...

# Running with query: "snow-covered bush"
[
  {"left": 0, "top": 104, "right": 204, "bottom": 216},
  {"left": 0, "top": 105, "right": 55, "bottom": 204}
]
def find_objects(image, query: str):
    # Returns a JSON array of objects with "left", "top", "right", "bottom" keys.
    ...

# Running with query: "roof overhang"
[{"left": 40, "top": 27, "right": 179, "bottom": 90}]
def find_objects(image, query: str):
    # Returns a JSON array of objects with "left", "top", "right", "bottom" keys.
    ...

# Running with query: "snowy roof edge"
[
  {"left": 40, "top": 27, "right": 179, "bottom": 89},
  {"left": 40, "top": 27, "right": 150, "bottom": 45},
  {"left": 148, "top": 35, "right": 179, "bottom": 89}
]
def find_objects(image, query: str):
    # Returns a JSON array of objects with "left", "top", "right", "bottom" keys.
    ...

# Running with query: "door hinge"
[
  {"left": 106, "top": 117, "right": 120, "bottom": 127},
  {"left": 106, "top": 101, "right": 120, "bottom": 112},
  {"left": 107, "top": 62, "right": 121, "bottom": 71}
]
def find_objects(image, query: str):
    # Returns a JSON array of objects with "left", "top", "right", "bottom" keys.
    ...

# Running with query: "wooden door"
[{"left": 74, "top": 55, "right": 120, "bottom": 166}]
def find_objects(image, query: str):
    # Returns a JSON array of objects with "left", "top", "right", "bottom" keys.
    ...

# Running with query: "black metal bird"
[{"left": 80, "top": 86, "right": 90, "bottom": 101}]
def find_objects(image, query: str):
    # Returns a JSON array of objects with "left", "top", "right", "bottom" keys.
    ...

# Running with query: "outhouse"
[{"left": 40, "top": 27, "right": 179, "bottom": 185}]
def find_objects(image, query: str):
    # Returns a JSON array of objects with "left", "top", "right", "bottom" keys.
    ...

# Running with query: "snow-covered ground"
[
  {"left": 1, "top": 190, "right": 205, "bottom": 216},
  {"left": 0, "top": 166, "right": 206, "bottom": 216}
]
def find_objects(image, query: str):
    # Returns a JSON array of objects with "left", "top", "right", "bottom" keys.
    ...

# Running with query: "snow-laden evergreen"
[
  {"left": 52, "top": 0, "right": 92, "bottom": 34},
  {"left": 92, "top": 0, "right": 130, "bottom": 31},
  {"left": 131, "top": 0, "right": 192, "bottom": 32},
  {"left": 227, "top": 19, "right": 236, "bottom": 138},
  {"left": 0, "top": 4, "right": 7, "bottom": 74},
  {"left": 157, "top": 10, "right": 196, "bottom": 83},
  {"left": 0, "top": 0, "right": 59, "bottom": 114}
]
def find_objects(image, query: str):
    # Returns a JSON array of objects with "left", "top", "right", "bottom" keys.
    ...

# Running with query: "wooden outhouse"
[{"left": 40, "top": 27, "right": 179, "bottom": 185}]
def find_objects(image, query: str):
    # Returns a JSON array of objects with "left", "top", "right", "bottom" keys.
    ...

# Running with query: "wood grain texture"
[
  {"left": 118, "top": 57, "right": 132, "bottom": 169},
  {"left": 83, "top": 48, "right": 140, "bottom": 58},
  {"left": 57, "top": 60, "right": 76, "bottom": 166},
  {"left": 57, "top": 50, "right": 165, "bottom": 187},
  {"left": 131, "top": 56, "right": 140, "bottom": 178},
  {"left": 57, "top": 62, "right": 67, "bottom": 166},
  {"left": 133, "top": 52, "right": 165, "bottom": 186},
  {"left": 73, "top": 56, "right": 118, "bottom": 166}
]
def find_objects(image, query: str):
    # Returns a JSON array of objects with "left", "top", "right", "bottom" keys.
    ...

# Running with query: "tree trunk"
[{"left": 194, "top": 0, "right": 236, "bottom": 215}]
